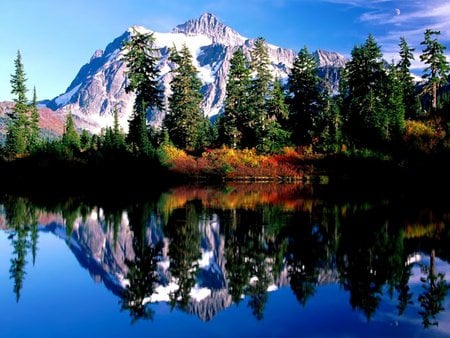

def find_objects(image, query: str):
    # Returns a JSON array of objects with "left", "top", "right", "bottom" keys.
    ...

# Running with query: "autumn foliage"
[
  {"left": 158, "top": 144, "right": 309, "bottom": 180},
  {"left": 403, "top": 120, "right": 445, "bottom": 153}
]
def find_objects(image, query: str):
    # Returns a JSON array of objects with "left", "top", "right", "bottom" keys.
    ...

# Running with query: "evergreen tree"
[
  {"left": 122, "top": 28, "right": 163, "bottom": 154},
  {"left": 268, "top": 78, "right": 289, "bottom": 123},
  {"left": 163, "top": 44, "right": 205, "bottom": 151},
  {"left": 345, "top": 34, "right": 388, "bottom": 146},
  {"left": 7, "top": 50, "right": 29, "bottom": 155},
  {"left": 397, "top": 37, "right": 420, "bottom": 118},
  {"left": 248, "top": 37, "right": 272, "bottom": 148},
  {"left": 385, "top": 63, "right": 406, "bottom": 139},
  {"left": 420, "top": 29, "right": 450, "bottom": 111},
  {"left": 263, "top": 78, "right": 291, "bottom": 152},
  {"left": 218, "top": 48, "right": 252, "bottom": 148},
  {"left": 318, "top": 78, "right": 342, "bottom": 152},
  {"left": 80, "top": 129, "right": 91, "bottom": 151},
  {"left": 287, "top": 46, "right": 323, "bottom": 145},
  {"left": 28, "top": 87, "right": 40, "bottom": 152},
  {"left": 112, "top": 105, "right": 126, "bottom": 150},
  {"left": 62, "top": 110, "right": 80, "bottom": 151}
]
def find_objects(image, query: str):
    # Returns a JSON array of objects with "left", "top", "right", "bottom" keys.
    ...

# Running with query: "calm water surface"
[{"left": 0, "top": 183, "right": 450, "bottom": 337}]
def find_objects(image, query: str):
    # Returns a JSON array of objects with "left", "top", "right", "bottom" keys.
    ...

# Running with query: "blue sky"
[{"left": 0, "top": 0, "right": 449, "bottom": 101}]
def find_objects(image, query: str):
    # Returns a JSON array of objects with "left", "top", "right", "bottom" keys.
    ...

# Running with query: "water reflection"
[{"left": 0, "top": 184, "right": 449, "bottom": 328}]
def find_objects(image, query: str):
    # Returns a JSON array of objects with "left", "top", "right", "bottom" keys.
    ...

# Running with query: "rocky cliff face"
[{"left": 45, "top": 13, "right": 347, "bottom": 133}]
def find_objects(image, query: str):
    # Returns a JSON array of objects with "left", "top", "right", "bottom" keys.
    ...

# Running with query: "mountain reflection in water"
[{"left": 0, "top": 183, "right": 449, "bottom": 332}]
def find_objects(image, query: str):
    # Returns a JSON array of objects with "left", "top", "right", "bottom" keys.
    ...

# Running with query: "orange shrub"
[{"left": 161, "top": 145, "right": 305, "bottom": 180}]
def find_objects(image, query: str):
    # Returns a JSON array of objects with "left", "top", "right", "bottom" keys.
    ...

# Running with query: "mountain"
[
  {"left": 45, "top": 13, "right": 347, "bottom": 133},
  {"left": 0, "top": 101, "right": 65, "bottom": 141}
]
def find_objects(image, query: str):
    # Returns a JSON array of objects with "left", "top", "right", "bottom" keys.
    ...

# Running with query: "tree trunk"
[{"left": 432, "top": 83, "right": 437, "bottom": 110}]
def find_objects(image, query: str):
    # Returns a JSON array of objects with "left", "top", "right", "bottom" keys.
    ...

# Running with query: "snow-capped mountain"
[{"left": 46, "top": 13, "right": 347, "bottom": 133}]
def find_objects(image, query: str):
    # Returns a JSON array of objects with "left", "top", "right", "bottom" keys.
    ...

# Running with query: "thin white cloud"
[
  {"left": 324, "top": 0, "right": 391, "bottom": 5},
  {"left": 322, "top": 0, "right": 450, "bottom": 72}
]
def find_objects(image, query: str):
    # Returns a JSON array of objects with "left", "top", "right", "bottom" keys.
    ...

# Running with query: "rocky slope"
[{"left": 0, "top": 101, "right": 65, "bottom": 140}]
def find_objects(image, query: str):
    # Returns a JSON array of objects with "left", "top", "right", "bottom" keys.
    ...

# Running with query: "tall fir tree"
[
  {"left": 385, "top": 63, "right": 406, "bottom": 140},
  {"left": 420, "top": 29, "right": 450, "bottom": 112},
  {"left": 287, "top": 46, "right": 323, "bottom": 145},
  {"left": 122, "top": 28, "right": 163, "bottom": 154},
  {"left": 112, "top": 105, "right": 126, "bottom": 150},
  {"left": 80, "top": 129, "right": 91, "bottom": 151},
  {"left": 62, "top": 110, "right": 80, "bottom": 151},
  {"left": 318, "top": 77, "right": 342, "bottom": 152},
  {"left": 163, "top": 44, "right": 206, "bottom": 151},
  {"left": 345, "top": 34, "right": 388, "bottom": 146},
  {"left": 7, "top": 50, "right": 29, "bottom": 155},
  {"left": 28, "top": 87, "right": 40, "bottom": 152},
  {"left": 267, "top": 78, "right": 289, "bottom": 125},
  {"left": 218, "top": 48, "right": 252, "bottom": 148},
  {"left": 247, "top": 37, "right": 272, "bottom": 149},
  {"left": 263, "top": 78, "right": 290, "bottom": 152},
  {"left": 397, "top": 37, "right": 420, "bottom": 118}
]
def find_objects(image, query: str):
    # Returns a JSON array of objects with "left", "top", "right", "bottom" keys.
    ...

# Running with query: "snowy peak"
[
  {"left": 314, "top": 49, "right": 347, "bottom": 68},
  {"left": 172, "top": 13, "right": 246, "bottom": 45},
  {"left": 44, "top": 13, "right": 347, "bottom": 133}
]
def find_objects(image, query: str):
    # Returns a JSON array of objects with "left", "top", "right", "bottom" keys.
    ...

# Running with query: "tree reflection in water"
[
  {"left": 419, "top": 249, "right": 449, "bottom": 328},
  {"left": 120, "top": 203, "right": 163, "bottom": 323},
  {"left": 165, "top": 202, "right": 202, "bottom": 310},
  {"left": 3, "top": 196, "right": 39, "bottom": 302},
  {"left": 0, "top": 184, "right": 450, "bottom": 326}
]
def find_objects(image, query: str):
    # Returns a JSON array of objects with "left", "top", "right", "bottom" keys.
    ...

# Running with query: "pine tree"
[
  {"left": 287, "top": 46, "right": 323, "bottom": 145},
  {"left": 62, "top": 110, "right": 80, "bottom": 151},
  {"left": 318, "top": 78, "right": 342, "bottom": 152},
  {"left": 263, "top": 78, "right": 290, "bottom": 152},
  {"left": 397, "top": 37, "right": 419, "bottom": 118},
  {"left": 163, "top": 44, "right": 205, "bottom": 151},
  {"left": 122, "top": 28, "right": 163, "bottom": 154},
  {"left": 28, "top": 87, "right": 40, "bottom": 152},
  {"left": 420, "top": 29, "right": 450, "bottom": 111},
  {"left": 80, "top": 129, "right": 91, "bottom": 151},
  {"left": 112, "top": 105, "right": 126, "bottom": 150},
  {"left": 248, "top": 37, "right": 272, "bottom": 148},
  {"left": 345, "top": 34, "right": 388, "bottom": 145},
  {"left": 385, "top": 63, "right": 406, "bottom": 139},
  {"left": 218, "top": 48, "right": 252, "bottom": 148},
  {"left": 7, "top": 50, "right": 29, "bottom": 155},
  {"left": 268, "top": 78, "right": 289, "bottom": 125}
]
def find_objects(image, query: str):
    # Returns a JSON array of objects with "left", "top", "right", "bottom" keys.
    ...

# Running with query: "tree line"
[{"left": 2, "top": 28, "right": 449, "bottom": 161}]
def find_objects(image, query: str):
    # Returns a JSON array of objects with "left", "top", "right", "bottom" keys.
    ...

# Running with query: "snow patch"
[
  {"left": 198, "top": 64, "right": 214, "bottom": 84},
  {"left": 153, "top": 32, "right": 214, "bottom": 84},
  {"left": 55, "top": 84, "right": 81, "bottom": 106}
]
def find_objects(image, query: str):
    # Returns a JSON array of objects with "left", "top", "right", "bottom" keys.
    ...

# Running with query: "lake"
[{"left": 0, "top": 182, "right": 449, "bottom": 338}]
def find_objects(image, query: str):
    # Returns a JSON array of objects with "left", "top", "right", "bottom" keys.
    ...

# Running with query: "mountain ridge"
[{"left": 44, "top": 13, "right": 347, "bottom": 133}]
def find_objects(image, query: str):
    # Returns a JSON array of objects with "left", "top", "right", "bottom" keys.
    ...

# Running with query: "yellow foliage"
[
  {"left": 403, "top": 120, "right": 444, "bottom": 153},
  {"left": 159, "top": 144, "right": 190, "bottom": 166}
]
